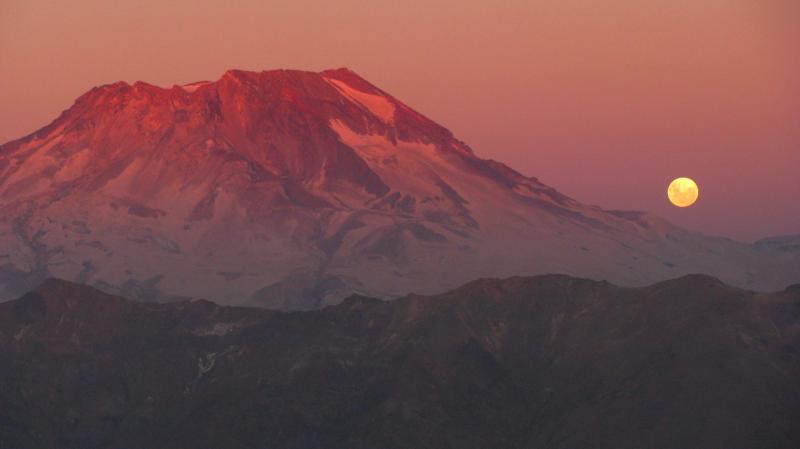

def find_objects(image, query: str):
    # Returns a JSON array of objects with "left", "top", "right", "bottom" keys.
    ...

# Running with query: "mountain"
[
  {"left": 754, "top": 235, "right": 800, "bottom": 258},
  {"left": 1, "top": 276, "right": 798, "bottom": 448},
  {"left": 0, "top": 68, "right": 797, "bottom": 308}
]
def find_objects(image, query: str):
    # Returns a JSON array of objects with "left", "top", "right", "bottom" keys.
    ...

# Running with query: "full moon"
[{"left": 667, "top": 177, "right": 699, "bottom": 207}]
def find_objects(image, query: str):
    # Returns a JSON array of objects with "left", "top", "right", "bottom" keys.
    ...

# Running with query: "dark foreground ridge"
[{"left": 1, "top": 274, "right": 799, "bottom": 448}]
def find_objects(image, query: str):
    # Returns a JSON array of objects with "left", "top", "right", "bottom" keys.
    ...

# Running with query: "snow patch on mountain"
[
  {"left": 324, "top": 77, "right": 395, "bottom": 123},
  {"left": 180, "top": 81, "right": 211, "bottom": 93}
]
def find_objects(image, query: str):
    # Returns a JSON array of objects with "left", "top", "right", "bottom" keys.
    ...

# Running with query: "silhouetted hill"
[{"left": 1, "top": 275, "right": 798, "bottom": 448}]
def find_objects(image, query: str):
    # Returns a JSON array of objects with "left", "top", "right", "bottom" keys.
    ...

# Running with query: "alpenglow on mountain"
[{"left": 0, "top": 68, "right": 797, "bottom": 308}]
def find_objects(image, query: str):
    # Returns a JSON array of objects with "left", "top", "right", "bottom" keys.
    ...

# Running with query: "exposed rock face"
[
  {"left": 0, "top": 276, "right": 799, "bottom": 448},
  {"left": 1, "top": 68, "right": 798, "bottom": 308}
]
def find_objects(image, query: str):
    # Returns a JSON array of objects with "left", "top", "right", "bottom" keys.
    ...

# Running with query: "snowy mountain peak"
[{"left": 0, "top": 68, "right": 797, "bottom": 308}]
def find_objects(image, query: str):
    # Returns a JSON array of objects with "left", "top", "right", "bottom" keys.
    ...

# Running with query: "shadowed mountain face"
[
  {"left": 0, "top": 68, "right": 798, "bottom": 308},
  {"left": 0, "top": 276, "right": 798, "bottom": 448}
]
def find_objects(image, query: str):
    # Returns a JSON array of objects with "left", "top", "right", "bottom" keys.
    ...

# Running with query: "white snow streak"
[{"left": 324, "top": 77, "right": 395, "bottom": 123}]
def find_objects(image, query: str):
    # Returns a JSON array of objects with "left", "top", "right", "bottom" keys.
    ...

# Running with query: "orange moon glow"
[{"left": 667, "top": 177, "right": 699, "bottom": 207}]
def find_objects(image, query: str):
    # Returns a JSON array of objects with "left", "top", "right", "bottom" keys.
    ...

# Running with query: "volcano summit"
[{"left": 0, "top": 68, "right": 797, "bottom": 308}]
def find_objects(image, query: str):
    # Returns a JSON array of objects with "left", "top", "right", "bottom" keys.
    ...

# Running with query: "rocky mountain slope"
[
  {"left": 0, "top": 68, "right": 797, "bottom": 308},
  {"left": 0, "top": 276, "right": 798, "bottom": 448}
]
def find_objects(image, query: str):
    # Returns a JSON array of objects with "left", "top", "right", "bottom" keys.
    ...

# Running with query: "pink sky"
[{"left": 1, "top": 0, "right": 798, "bottom": 241}]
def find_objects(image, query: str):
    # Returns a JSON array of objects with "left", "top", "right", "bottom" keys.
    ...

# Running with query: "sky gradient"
[{"left": 1, "top": 0, "right": 798, "bottom": 241}]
